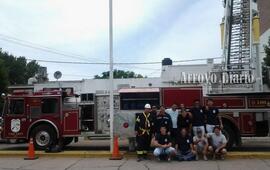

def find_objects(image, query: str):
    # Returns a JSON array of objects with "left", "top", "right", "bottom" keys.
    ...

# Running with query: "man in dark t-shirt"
[
  {"left": 190, "top": 100, "right": 205, "bottom": 136},
  {"left": 177, "top": 104, "right": 192, "bottom": 132},
  {"left": 204, "top": 98, "right": 223, "bottom": 133},
  {"left": 153, "top": 126, "right": 176, "bottom": 161},
  {"left": 154, "top": 106, "right": 173, "bottom": 134},
  {"left": 175, "top": 128, "right": 196, "bottom": 161}
]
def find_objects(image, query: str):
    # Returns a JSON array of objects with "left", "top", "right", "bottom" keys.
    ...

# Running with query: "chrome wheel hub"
[{"left": 35, "top": 131, "right": 50, "bottom": 147}]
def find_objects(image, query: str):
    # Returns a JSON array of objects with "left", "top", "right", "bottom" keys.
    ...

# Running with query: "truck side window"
[
  {"left": 120, "top": 92, "right": 160, "bottom": 110},
  {"left": 9, "top": 99, "right": 24, "bottom": 115},
  {"left": 41, "top": 98, "right": 58, "bottom": 114}
]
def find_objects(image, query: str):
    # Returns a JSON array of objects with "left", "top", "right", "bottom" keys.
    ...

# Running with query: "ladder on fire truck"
[
  {"left": 225, "top": 0, "right": 251, "bottom": 71},
  {"left": 209, "top": 0, "right": 262, "bottom": 94}
]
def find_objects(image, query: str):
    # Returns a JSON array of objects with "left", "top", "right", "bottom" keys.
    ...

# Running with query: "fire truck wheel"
[
  {"left": 31, "top": 125, "right": 57, "bottom": 150},
  {"left": 222, "top": 124, "right": 235, "bottom": 149},
  {"left": 63, "top": 137, "right": 73, "bottom": 146}
]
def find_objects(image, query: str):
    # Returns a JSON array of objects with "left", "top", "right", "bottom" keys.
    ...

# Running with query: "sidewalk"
[{"left": 0, "top": 150, "right": 269, "bottom": 159}]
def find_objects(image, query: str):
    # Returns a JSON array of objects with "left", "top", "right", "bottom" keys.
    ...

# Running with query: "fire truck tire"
[
  {"left": 31, "top": 124, "right": 57, "bottom": 150},
  {"left": 222, "top": 124, "right": 235, "bottom": 149},
  {"left": 63, "top": 137, "right": 73, "bottom": 146}
]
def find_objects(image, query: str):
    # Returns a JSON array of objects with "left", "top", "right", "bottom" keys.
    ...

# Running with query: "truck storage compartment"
[
  {"left": 81, "top": 105, "right": 95, "bottom": 131},
  {"left": 80, "top": 93, "right": 95, "bottom": 132}
]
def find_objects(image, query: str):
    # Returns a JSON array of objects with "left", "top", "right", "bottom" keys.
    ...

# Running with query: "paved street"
[{"left": 0, "top": 158, "right": 269, "bottom": 170}]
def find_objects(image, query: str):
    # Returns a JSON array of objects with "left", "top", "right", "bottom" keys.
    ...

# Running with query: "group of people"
[{"left": 135, "top": 99, "right": 227, "bottom": 162}]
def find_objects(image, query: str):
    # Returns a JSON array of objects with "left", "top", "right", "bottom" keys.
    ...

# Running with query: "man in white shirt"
[
  {"left": 165, "top": 104, "right": 178, "bottom": 143},
  {"left": 207, "top": 126, "right": 227, "bottom": 160}
]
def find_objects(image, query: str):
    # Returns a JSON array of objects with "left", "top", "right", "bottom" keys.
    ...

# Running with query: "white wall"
[
  {"left": 161, "top": 64, "right": 214, "bottom": 82},
  {"left": 34, "top": 80, "right": 84, "bottom": 94}
]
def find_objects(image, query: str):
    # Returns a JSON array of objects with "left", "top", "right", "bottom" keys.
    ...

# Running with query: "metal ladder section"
[{"left": 227, "top": 0, "right": 251, "bottom": 71}]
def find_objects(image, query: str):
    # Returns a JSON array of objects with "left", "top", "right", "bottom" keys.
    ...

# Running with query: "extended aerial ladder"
[
  {"left": 210, "top": 0, "right": 262, "bottom": 94},
  {"left": 225, "top": 0, "right": 251, "bottom": 70}
]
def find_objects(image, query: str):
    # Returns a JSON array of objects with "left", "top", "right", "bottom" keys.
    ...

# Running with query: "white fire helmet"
[{"left": 144, "top": 104, "right": 151, "bottom": 109}]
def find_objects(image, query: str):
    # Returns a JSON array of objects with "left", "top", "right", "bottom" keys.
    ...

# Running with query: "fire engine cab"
[{"left": 0, "top": 90, "right": 80, "bottom": 149}]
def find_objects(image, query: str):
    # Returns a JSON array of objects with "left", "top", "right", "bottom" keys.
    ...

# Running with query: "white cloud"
[{"left": 0, "top": 0, "right": 225, "bottom": 80}]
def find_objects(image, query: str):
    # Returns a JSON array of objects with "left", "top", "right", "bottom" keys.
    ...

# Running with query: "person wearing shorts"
[
  {"left": 193, "top": 128, "right": 208, "bottom": 161},
  {"left": 204, "top": 98, "right": 223, "bottom": 133},
  {"left": 190, "top": 100, "right": 205, "bottom": 136},
  {"left": 207, "top": 126, "right": 227, "bottom": 160}
]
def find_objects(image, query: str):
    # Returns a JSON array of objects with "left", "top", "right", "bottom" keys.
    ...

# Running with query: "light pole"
[{"left": 109, "top": 0, "right": 114, "bottom": 153}]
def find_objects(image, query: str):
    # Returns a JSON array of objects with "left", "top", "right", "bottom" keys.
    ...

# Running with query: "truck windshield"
[{"left": 9, "top": 99, "right": 24, "bottom": 115}]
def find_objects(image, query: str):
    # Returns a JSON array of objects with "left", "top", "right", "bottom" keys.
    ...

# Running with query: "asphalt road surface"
[
  {"left": 0, "top": 157, "right": 269, "bottom": 170},
  {"left": 0, "top": 137, "right": 269, "bottom": 151}
]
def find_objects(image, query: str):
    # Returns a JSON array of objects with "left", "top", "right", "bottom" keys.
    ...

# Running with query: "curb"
[
  {"left": 0, "top": 151, "right": 114, "bottom": 158},
  {"left": 0, "top": 151, "right": 269, "bottom": 159},
  {"left": 227, "top": 152, "right": 270, "bottom": 159}
]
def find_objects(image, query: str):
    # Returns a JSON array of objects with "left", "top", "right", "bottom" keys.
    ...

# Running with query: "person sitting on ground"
[
  {"left": 207, "top": 126, "right": 227, "bottom": 160},
  {"left": 175, "top": 128, "right": 196, "bottom": 161},
  {"left": 193, "top": 128, "right": 208, "bottom": 161},
  {"left": 153, "top": 126, "right": 176, "bottom": 161}
]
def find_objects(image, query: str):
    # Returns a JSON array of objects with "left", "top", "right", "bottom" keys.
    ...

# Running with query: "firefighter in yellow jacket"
[{"left": 135, "top": 103, "right": 155, "bottom": 162}]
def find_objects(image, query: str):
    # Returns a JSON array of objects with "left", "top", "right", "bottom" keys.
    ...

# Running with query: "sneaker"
[
  {"left": 195, "top": 155, "right": 199, "bottom": 161},
  {"left": 203, "top": 155, "right": 208, "bottom": 161},
  {"left": 137, "top": 157, "right": 143, "bottom": 162},
  {"left": 167, "top": 156, "right": 171, "bottom": 162}
]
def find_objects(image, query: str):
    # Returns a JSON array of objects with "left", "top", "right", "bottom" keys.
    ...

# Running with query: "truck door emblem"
[{"left": 11, "top": 119, "right": 21, "bottom": 133}]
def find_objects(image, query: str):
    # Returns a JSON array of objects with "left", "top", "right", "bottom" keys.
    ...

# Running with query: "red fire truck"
[
  {"left": 0, "top": 87, "right": 269, "bottom": 150},
  {"left": 0, "top": 90, "right": 80, "bottom": 149}
]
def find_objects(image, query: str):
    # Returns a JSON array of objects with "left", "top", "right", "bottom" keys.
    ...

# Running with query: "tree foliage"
[
  {"left": 0, "top": 59, "right": 9, "bottom": 93},
  {"left": 263, "top": 38, "right": 270, "bottom": 66},
  {"left": 262, "top": 37, "right": 270, "bottom": 86},
  {"left": 94, "top": 69, "right": 144, "bottom": 79},
  {"left": 0, "top": 49, "right": 41, "bottom": 87}
]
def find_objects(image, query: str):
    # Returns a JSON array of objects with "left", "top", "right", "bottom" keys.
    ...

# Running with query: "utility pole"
[{"left": 109, "top": 0, "right": 114, "bottom": 153}]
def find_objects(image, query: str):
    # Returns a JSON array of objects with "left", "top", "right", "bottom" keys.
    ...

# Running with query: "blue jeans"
[
  {"left": 153, "top": 147, "right": 176, "bottom": 157},
  {"left": 176, "top": 150, "right": 195, "bottom": 161}
]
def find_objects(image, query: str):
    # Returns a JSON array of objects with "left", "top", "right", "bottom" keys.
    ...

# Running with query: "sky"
[{"left": 0, "top": 0, "right": 224, "bottom": 80}]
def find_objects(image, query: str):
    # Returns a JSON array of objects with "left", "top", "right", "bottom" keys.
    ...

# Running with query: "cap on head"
[{"left": 144, "top": 104, "right": 151, "bottom": 109}]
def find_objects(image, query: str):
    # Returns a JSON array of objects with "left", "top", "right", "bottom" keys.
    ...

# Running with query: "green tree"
[
  {"left": 94, "top": 69, "right": 144, "bottom": 79},
  {"left": 26, "top": 60, "right": 41, "bottom": 80},
  {"left": 0, "top": 59, "right": 9, "bottom": 112},
  {"left": 0, "top": 59, "right": 9, "bottom": 93},
  {"left": 263, "top": 38, "right": 270, "bottom": 66},
  {"left": 0, "top": 49, "right": 41, "bottom": 85},
  {"left": 262, "top": 37, "right": 270, "bottom": 86}
]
